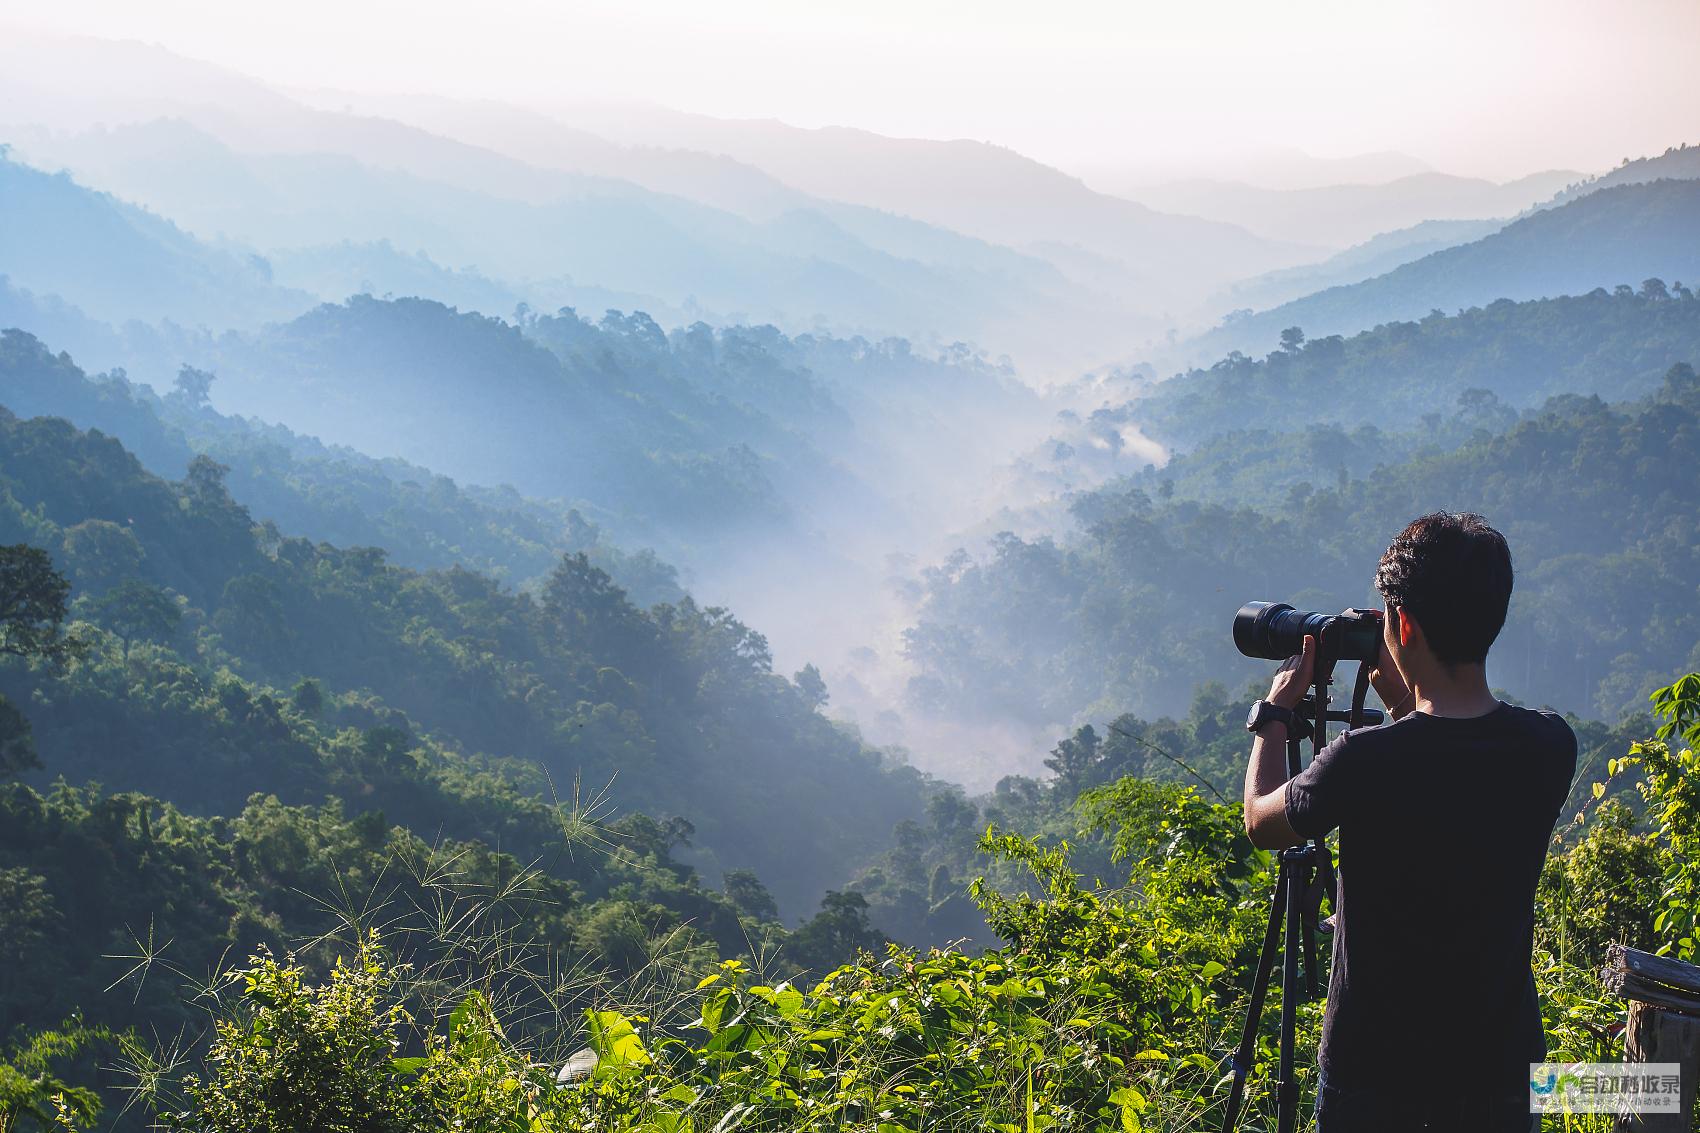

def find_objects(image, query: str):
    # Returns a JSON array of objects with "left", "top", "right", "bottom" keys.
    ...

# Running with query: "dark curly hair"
[{"left": 1373, "top": 512, "right": 1512, "bottom": 667}]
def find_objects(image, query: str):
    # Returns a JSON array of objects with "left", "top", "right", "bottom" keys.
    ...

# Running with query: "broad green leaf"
[{"left": 585, "top": 1009, "right": 651, "bottom": 1068}]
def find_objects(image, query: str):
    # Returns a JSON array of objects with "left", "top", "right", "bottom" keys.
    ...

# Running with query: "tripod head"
[
  {"left": 1285, "top": 694, "right": 1383, "bottom": 740},
  {"left": 1283, "top": 648, "right": 1382, "bottom": 776}
]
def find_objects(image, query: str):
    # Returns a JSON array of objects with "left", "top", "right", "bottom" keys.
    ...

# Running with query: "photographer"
[{"left": 1241, "top": 513, "right": 1576, "bottom": 1132}]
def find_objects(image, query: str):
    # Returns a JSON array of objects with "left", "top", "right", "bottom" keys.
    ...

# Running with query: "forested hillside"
[
  {"left": 0, "top": 153, "right": 311, "bottom": 330},
  {"left": 1179, "top": 179, "right": 1700, "bottom": 365},
  {"left": 1137, "top": 282, "right": 1700, "bottom": 447},
  {"left": 0, "top": 402, "right": 938, "bottom": 920},
  {"left": 1543, "top": 142, "right": 1700, "bottom": 208},
  {"left": 907, "top": 359, "right": 1700, "bottom": 731},
  {"left": 143, "top": 297, "right": 1040, "bottom": 570},
  {"left": 0, "top": 329, "right": 680, "bottom": 599}
]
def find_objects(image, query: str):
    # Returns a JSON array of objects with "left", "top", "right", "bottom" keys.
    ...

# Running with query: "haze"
[{"left": 9, "top": 0, "right": 1699, "bottom": 184}]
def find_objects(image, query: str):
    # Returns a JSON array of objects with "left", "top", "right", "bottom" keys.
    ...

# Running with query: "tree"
[
  {"left": 1278, "top": 326, "right": 1306, "bottom": 353},
  {"left": 86, "top": 579, "right": 181, "bottom": 655},
  {"left": 214, "top": 574, "right": 291, "bottom": 653},
  {"left": 787, "top": 890, "right": 886, "bottom": 973},
  {"left": 1044, "top": 724, "right": 1102, "bottom": 795},
  {"left": 1661, "top": 362, "right": 1698, "bottom": 402},
  {"left": 171, "top": 364, "right": 216, "bottom": 407},
  {"left": 0, "top": 546, "right": 77, "bottom": 662},
  {"left": 59, "top": 520, "right": 145, "bottom": 595},
  {"left": 0, "top": 700, "right": 38, "bottom": 779},
  {"left": 360, "top": 726, "right": 415, "bottom": 771},
  {"left": 291, "top": 678, "right": 325, "bottom": 718},
  {"left": 793, "top": 663, "right": 829, "bottom": 711},
  {"left": 926, "top": 789, "right": 981, "bottom": 854},
  {"left": 542, "top": 553, "right": 652, "bottom": 667},
  {"left": 0, "top": 547, "right": 80, "bottom": 777},
  {"left": 722, "top": 869, "right": 779, "bottom": 922},
  {"left": 184, "top": 455, "right": 237, "bottom": 513}
]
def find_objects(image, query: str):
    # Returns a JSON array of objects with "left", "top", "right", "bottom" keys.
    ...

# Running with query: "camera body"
[{"left": 1233, "top": 601, "right": 1381, "bottom": 662}]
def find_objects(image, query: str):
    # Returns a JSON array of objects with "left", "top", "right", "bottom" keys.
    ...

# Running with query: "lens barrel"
[
  {"left": 1233, "top": 601, "right": 1380, "bottom": 662},
  {"left": 1234, "top": 602, "right": 1321, "bottom": 660}
]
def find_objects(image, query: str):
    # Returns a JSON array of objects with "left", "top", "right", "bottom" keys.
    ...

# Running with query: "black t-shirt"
[{"left": 1284, "top": 702, "right": 1576, "bottom": 1092}]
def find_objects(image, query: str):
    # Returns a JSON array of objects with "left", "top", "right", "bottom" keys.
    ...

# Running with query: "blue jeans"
[{"left": 1314, "top": 1076, "right": 1539, "bottom": 1132}]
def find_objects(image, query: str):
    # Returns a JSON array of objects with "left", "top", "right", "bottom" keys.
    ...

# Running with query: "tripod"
[{"left": 1220, "top": 654, "right": 1381, "bottom": 1133}]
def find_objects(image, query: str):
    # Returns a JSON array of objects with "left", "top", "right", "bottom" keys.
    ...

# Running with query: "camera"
[{"left": 1233, "top": 601, "right": 1381, "bottom": 662}]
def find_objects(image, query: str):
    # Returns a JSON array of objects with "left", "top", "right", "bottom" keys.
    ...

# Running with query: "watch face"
[{"left": 1247, "top": 702, "right": 1263, "bottom": 730}]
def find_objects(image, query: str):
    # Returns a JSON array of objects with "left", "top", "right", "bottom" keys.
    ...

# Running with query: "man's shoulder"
[
  {"left": 1507, "top": 703, "right": 1578, "bottom": 748},
  {"left": 1336, "top": 712, "right": 1421, "bottom": 750},
  {"left": 1329, "top": 703, "right": 1574, "bottom": 752}
]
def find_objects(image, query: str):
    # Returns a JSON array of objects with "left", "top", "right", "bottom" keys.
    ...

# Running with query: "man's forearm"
[
  {"left": 1243, "top": 722, "right": 1303, "bottom": 848},
  {"left": 1244, "top": 636, "right": 1312, "bottom": 848},
  {"left": 1243, "top": 722, "right": 1290, "bottom": 810}
]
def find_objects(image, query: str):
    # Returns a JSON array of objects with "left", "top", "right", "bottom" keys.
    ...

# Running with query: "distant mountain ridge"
[
  {"left": 1207, "top": 217, "right": 1506, "bottom": 317},
  {"left": 539, "top": 102, "right": 1316, "bottom": 307},
  {"left": 1171, "top": 178, "right": 1700, "bottom": 366},
  {"left": 0, "top": 154, "right": 312, "bottom": 329},
  {"left": 1118, "top": 168, "right": 1581, "bottom": 248},
  {"left": 1, "top": 30, "right": 1315, "bottom": 366},
  {"left": 1543, "top": 143, "right": 1700, "bottom": 209},
  {"left": 7, "top": 121, "right": 1099, "bottom": 360}
]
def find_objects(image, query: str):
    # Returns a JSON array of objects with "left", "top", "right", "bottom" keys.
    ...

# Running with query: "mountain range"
[
  {"left": 1117, "top": 169, "right": 1582, "bottom": 248},
  {"left": 0, "top": 30, "right": 1318, "bottom": 369},
  {"left": 1170, "top": 177, "right": 1700, "bottom": 367}
]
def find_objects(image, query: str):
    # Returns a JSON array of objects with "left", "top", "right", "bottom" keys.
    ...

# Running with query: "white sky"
[{"left": 6, "top": 0, "right": 1698, "bottom": 181}]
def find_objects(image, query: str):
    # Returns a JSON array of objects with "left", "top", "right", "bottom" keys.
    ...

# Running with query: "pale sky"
[{"left": 6, "top": 0, "right": 1698, "bottom": 181}]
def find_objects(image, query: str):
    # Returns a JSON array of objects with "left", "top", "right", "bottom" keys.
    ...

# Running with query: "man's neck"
[{"left": 1410, "top": 662, "right": 1499, "bottom": 718}]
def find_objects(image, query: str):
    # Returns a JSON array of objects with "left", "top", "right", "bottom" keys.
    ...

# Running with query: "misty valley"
[{"left": 3, "top": 21, "right": 1700, "bottom": 1133}]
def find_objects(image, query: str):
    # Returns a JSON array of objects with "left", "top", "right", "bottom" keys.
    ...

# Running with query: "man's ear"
[{"left": 1398, "top": 608, "right": 1419, "bottom": 650}]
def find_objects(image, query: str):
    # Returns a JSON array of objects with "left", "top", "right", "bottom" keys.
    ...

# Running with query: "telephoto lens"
[{"left": 1233, "top": 601, "right": 1380, "bottom": 661}]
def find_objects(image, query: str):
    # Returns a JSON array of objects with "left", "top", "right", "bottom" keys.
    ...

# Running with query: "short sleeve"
[{"left": 1284, "top": 730, "right": 1359, "bottom": 839}]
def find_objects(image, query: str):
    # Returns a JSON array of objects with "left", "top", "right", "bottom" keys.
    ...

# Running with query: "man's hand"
[
  {"left": 1369, "top": 614, "right": 1412, "bottom": 718},
  {"left": 1247, "top": 636, "right": 1310, "bottom": 849},
  {"left": 1266, "top": 633, "right": 1316, "bottom": 709}
]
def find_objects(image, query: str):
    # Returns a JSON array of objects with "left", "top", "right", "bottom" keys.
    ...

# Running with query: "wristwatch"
[{"left": 1246, "top": 700, "right": 1296, "bottom": 734}]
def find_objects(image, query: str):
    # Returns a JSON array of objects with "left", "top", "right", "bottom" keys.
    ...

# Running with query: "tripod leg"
[
  {"left": 1278, "top": 858, "right": 1303, "bottom": 1133},
  {"left": 1300, "top": 853, "right": 1321, "bottom": 1000},
  {"left": 1221, "top": 860, "right": 1289, "bottom": 1133}
]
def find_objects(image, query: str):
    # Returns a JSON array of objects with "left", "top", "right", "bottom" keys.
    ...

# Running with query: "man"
[{"left": 1241, "top": 512, "right": 1576, "bottom": 1132}]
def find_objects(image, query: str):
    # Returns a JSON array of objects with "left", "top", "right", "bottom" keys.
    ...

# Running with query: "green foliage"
[
  {"left": 1043, "top": 725, "right": 1101, "bottom": 795},
  {"left": 0, "top": 546, "right": 80, "bottom": 777},
  {"left": 1536, "top": 801, "right": 1661, "bottom": 962},
  {"left": 1595, "top": 673, "right": 1700, "bottom": 959},
  {"left": 0, "top": 405, "right": 932, "bottom": 919},
  {"left": 0, "top": 1018, "right": 111, "bottom": 1133},
  {"left": 155, "top": 784, "right": 1276, "bottom": 1133},
  {"left": 80, "top": 580, "right": 181, "bottom": 655},
  {"left": 0, "top": 546, "right": 77, "bottom": 665},
  {"left": 7, "top": 687, "right": 1686, "bottom": 1132},
  {"left": 0, "top": 777, "right": 753, "bottom": 1043},
  {"left": 165, "top": 944, "right": 415, "bottom": 1133}
]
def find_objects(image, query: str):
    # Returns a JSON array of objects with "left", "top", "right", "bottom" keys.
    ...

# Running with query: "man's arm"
[
  {"left": 1244, "top": 721, "right": 1303, "bottom": 849},
  {"left": 1242, "top": 634, "right": 1313, "bottom": 849}
]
